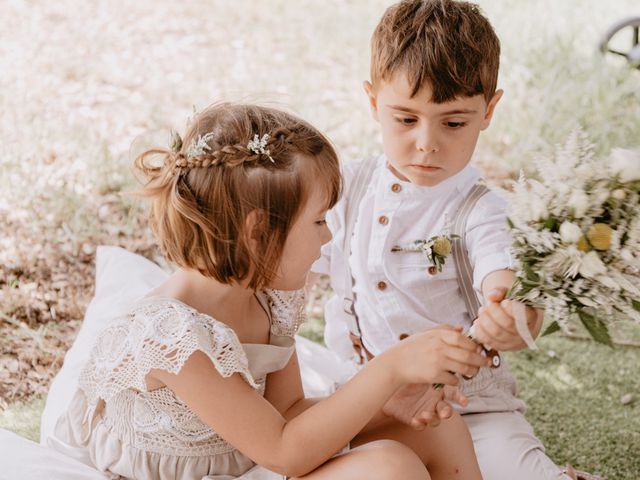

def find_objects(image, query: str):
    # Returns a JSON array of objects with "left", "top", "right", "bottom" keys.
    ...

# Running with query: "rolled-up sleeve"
[{"left": 466, "top": 192, "right": 513, "bottom": 294}]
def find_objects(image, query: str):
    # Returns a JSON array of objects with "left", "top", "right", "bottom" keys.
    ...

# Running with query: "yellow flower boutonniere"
[{"left": 392, "top": 233, "right": 460, "bottom": 275}]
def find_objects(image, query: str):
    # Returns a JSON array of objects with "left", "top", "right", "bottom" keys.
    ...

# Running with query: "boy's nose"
[{"left": 416, "top": 128, "right": 439, "bottom": 153}]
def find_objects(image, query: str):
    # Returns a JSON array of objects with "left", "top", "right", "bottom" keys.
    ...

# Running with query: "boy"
[{"left": 310, "top": 1, "right": 598, "bottom": 479}]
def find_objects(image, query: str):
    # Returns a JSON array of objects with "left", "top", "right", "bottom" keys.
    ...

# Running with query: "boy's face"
[{"left": 364, "top": 74, "right": 502, "bottom": 187}]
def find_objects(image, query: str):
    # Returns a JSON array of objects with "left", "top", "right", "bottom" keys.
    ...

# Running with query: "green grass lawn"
[{"left": 2, "top": 331, "right": 638, "bottom": 478}]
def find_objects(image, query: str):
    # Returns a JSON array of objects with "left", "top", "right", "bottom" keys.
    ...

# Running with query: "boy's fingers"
[
  {"left": 436, "top": 400, "right": 453, "bottom": 420},
  {"left": 487, "top": 286, "right": 508, "bottom": 302},
  {"left": 483, "top": 303, "right": 518, "bottom": 334},
  {"left": 417, "top": 410, "right": 441, "bottom": 427},
  {"left": 444, "top": 387, "right": 469, "bottom": 407}
]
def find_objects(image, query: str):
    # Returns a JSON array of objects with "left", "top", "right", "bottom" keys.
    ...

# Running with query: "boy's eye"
[
  {"left": 445, "top": 121, "right": 467, "bottom": 128},
  {"left": 395, "top": 116, "right": 417, "bottom": 125}
]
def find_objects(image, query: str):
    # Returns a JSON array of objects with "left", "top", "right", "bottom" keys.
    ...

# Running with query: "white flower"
[
  {"left": 610, "top": 148, "right": 640, "bottom": 183},
  {"left": 620, "top": 248, "right": 634, "bottom": 263},
  {"left": 597, "top": 275, "right": 620, "bottom": 291},
  {"left": 612, "top": 189, "right": 626, "bottom": 200},
  {"left": 568, "top": 189, "right": 589, "bottom": 218},
  {"left": 579, "top": 251, "right": 607, "bottom": 278},
  {"left": 528, "top": 197, "right": 547, "bottom": 222},
  {"left": 559, "top": 221, "right": 583, "bottom": 243}
]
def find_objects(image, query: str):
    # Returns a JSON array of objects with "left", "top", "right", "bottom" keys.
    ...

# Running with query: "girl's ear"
[
  {"left": 363, "top": 80, "right": 380, "bottom": 122},
  {"left": 244, "top": 209, "right": 266, "bottom": 253}
]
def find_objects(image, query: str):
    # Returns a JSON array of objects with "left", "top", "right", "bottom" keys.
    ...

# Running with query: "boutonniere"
[{"left": 391, "top": 233, "right": 459, "bottom": 275}]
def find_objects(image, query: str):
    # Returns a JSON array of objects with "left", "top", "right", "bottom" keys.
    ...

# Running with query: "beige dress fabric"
[{"left": 50, "top": 289, "right": 305, "bottom": 480}]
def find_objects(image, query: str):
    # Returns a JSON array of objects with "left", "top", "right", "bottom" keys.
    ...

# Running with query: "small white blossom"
[
  {"left": 186, "top": 132, "right": 215, "bottom": 158},
  {"left": 579, "top": 251, "right": 607, "bottom": 278},
  {"left": 247, "top": 133, "right": 274, "bottom": 163},
  {"left": 610, "top": 148, "right": 640, "bottom": 183},
  {"left": 612, "top": 189, "right": 626, "bottom": 200},
  {"left": 568, "top": 188, "right": 589, "bottom": 218},
  {"left": 559, "top": 221, "right": 583, "bottom": 243}
]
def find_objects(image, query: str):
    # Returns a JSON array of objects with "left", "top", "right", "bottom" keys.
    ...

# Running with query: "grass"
[
  {"left": 505, "top": 336, "right": 640, "bottom": 480},
  {"left": 0, "top": 395, "right": 45, "bottom": 443}
]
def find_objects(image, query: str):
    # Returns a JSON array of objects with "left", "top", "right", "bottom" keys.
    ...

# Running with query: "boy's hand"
[
  {"left": 382, "top": 383, "right": 468, "bottom": 430},
  {"left": 473, "top": 287, "right": 541, "bottom": 351}
]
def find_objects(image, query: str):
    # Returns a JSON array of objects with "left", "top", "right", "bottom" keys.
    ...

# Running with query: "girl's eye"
[
  {"left": 395, "top": 117, "right": 417, "bottom": 125},
  {"left": 445, "top": 121, "right": 467, "bottom": 129},
  {"left": 315, "top": 219, "right": 327, "bottom": 226}
]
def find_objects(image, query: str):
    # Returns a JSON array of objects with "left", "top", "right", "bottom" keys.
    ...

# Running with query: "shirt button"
[
  {"left": 376, "top": 281, "right": 387, "bottom": 290},
  {"left": 398, "top": 333, "right": 409, "bottom": 340},
  {"left": 378, "top": 215, "right": 388, "bottom": 225},
  {"left": 391, "top": 183, "right": 402, "bottom": 193}
]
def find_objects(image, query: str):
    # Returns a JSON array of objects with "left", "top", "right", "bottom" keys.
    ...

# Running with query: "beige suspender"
[
  {"left": 342, "top": 157, "right": 379, "bottom": 363},
  {"left": 451, "top": 183, "right": 490, "bottom": 323}
]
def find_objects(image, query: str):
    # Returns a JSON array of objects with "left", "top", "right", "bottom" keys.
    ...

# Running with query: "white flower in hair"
[
  {"left": 247, "top": 134, "right": 274, "bottom": 163},
  {"left": 186, "top": 132, "right": 215, "bottom": 158}
]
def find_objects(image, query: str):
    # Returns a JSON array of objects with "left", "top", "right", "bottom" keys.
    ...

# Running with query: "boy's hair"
[
  {"left": 371, "top": 0, "right": 500, "bottom": 103},
  {"left": 134, "top": 103, "right": 341, "bottom": 289}
]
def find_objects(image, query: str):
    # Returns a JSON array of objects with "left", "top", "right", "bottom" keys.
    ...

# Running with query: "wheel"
[{"left": 598, "top": 16, "right": 640, "bottom": 68}]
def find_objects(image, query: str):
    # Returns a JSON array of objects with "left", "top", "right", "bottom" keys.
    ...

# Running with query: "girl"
[{"left": 50, "top": 103, "right": 490, "bottom": 479}]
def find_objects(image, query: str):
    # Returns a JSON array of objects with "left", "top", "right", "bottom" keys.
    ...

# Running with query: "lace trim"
[
  {"left": 79, "top": 299, "right": 258, "bottom": 408},
  {"left": 264, "top": 288, "right": 307, "bottom": 337}
]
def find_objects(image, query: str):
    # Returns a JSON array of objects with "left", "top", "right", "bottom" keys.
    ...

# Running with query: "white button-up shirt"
[{"left": 312, "top": 156, "right": 512, "bottom": 360}]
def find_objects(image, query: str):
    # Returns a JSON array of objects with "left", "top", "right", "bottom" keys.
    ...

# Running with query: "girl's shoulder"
[{"left": 79, "top": 297, "right": 258, "bottom": 405}]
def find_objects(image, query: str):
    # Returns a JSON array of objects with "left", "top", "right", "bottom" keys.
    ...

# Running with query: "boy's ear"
[
  {"left": 363, "top": 80, "right": 380, "bottom": 121},
  {"left": 480, "top": 89, "right": 503, "bottom": 130}
]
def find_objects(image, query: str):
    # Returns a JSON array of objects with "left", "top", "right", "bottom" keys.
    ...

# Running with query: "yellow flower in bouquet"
[{"left": 587, "top": 223, "right": 613, "bottom": 251}]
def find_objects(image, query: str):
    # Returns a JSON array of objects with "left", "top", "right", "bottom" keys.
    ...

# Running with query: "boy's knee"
[{"left": 361, "top": 440, "right": 427, "bottom": 479}]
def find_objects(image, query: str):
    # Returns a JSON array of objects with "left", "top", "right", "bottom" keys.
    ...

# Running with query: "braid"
[{"left": 170, "top": 132, "right": 297, "bottom": 172}]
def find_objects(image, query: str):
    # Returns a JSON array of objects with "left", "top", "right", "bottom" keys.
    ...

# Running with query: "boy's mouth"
[{"left": 409, "top": 164, "right": 441, "bottom": 172}]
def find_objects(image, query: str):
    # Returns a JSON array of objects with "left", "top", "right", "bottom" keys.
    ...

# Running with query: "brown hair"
[
  {"left": 370, "top": 0, "right": 500, "bottom": 103},
  {"left": 134, "top": 103, "right": 341, "bottom": 289}
]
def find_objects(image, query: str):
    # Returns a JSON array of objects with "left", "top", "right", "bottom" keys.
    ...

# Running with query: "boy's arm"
[{"left": 473, "top": 269, "right": 543, "bottom": 351}]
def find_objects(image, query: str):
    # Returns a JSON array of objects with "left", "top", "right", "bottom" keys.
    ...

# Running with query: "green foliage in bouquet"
[{"left": 504, "top": 132, "right": 640, "bottom": 345}]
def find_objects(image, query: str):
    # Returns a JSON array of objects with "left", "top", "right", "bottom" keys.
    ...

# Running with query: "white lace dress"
[{"left": 49, "top": 289, "right": 306, "bottom": 480}]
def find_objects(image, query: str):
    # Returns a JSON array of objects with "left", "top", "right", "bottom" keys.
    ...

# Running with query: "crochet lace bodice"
[{"left": 75, "top": 288, "right": 306, "bottom": 459}]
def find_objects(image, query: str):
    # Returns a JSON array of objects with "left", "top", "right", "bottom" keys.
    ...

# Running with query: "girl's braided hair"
[{"left": 134, "top": 102, "right": 341, "bottom": 289}]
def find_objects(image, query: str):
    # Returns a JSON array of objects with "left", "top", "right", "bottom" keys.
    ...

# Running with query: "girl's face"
[{"left": 270, "top": 186, "right": 332, "bottom": 290}]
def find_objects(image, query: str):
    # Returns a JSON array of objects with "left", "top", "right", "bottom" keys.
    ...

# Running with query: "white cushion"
[{"left": 0, "top": 427, "right": 109, "bottom": 479}]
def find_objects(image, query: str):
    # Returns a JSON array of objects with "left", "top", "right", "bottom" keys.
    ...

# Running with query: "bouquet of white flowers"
[{"left": 504, "top": 131, "right": 640, "bottom": 345}]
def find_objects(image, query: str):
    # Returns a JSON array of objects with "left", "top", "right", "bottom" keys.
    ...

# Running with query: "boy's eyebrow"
[
  {"left": 387, "top": 105, "right": 477, "bottom": 115},
  {"left": 439, "top": 108, "right": 477, "bottom": 115}
]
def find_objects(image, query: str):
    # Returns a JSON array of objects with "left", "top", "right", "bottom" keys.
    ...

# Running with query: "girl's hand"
[{"left": 385, "top": 325, "right": 491, "bottom": 386}]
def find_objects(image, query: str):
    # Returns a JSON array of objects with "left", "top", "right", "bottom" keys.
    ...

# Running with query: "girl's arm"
[
  {"left": 150, "top": 326, "right": 488, "bottom": 478},
  {"left": 264, "top": 349, "right": 388, "bottom": 427}
]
